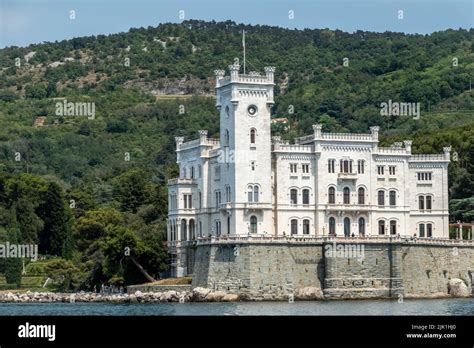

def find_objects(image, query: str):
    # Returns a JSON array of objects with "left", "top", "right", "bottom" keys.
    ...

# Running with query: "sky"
[{"left": 0, "top": 0, "right": 472, "bottom": 48}]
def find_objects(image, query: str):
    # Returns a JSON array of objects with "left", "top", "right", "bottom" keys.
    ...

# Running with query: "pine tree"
[
  {"left": 4, "top": 227, "right": 22, "bottom": 287},
  {"left": 38, "top": 182, "right": 72, "bottom": 258}
]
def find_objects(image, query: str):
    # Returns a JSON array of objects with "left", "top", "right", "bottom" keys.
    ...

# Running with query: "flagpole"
[{"left": 243, "top": 30, "right": 246, "bottom": 74}]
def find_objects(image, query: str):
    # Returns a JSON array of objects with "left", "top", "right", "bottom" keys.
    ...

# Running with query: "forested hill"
[{"left": 0, "top": 21, "right": 472, "bottom": 289}]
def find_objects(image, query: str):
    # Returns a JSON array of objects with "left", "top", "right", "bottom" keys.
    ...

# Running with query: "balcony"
[
  {"left": 337, "top": 172, "right": 358, "bottom": 182},
  {"left": 167, "top": 178, "right": 197, "bottom": 186}
]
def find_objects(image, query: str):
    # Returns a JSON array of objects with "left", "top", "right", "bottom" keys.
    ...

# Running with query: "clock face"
[{"left": 247, "top": 105, "right": 258, "bottom": 116}]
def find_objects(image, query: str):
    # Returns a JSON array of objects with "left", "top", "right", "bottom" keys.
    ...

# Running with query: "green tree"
[{"left": 38, "top": 182, "right": 72, "bottom": 258}]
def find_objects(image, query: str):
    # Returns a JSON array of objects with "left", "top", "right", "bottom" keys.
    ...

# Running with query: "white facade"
[{"left": 167, "top": 63, "right": 451, "bottom": 277}]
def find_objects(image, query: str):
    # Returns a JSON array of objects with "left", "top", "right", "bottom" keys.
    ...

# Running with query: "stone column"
[
  {"left": 389, "top": 242, "right": 404, "bottom": 297},
  {"left": 322, "top": 241, "right": 339, "bottom": 298}
]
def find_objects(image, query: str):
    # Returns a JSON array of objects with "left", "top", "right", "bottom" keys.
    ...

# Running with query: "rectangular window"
[
  {"left": 417, "top": 172, "right": 432, "bottom": 181},
  {"left": 377, "top": 166, "right": 384, "bottom": 175},
  {"left": 183, "top": 194, "right": 192, "bottom": 209},
  {"left": 427, "top": 223, "right": 432, "bottom": 237},
  {"left": 302, "top": 164, "right": 309, "bottom": 174},
  {"left": 290, "top": 164, "right": 298, "bottom": 173},
  {"left": 358, "top": 160, "right": 364, "bottom": 174},
  {"left": 389, "top": 166, "right": 396, "bottom": 175},
  {"left": 328, "top": 159, "right": 335, "bottom": 173}
]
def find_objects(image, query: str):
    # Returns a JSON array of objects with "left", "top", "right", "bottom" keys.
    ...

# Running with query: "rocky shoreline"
[
  {"left": 0, "top": 278, "right": 470, "bottom": 303},
  {"left": 0, "top": 287, "right": 240, "bottom": 303}
]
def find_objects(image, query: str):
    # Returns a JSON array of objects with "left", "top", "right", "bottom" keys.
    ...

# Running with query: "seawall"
[{"left": 191, "top": 237, "right": 474, "bottom": 300}]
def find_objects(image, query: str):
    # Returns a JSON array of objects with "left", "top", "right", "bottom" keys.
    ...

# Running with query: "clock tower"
[{"left": 214, "top": 63, "right": 275, "bottom": 235}]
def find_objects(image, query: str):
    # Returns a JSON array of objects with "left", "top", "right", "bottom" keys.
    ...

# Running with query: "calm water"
[{"left": 0, "top": 299, "right": 473, "bottom": 315}]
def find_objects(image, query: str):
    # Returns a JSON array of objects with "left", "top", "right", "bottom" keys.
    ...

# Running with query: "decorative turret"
[
  {"left": 370, "top": 126, "right": 380, "bottom": 141},
  {"left": 443, "top": 146, "right": 452, "bottom": 161},
  {"left": 175, "top": 136, "right": 184, "bottom": 149},
  {"left": 198, "top": 130, "right": 208, "bottom": 144},
  {"left": 404, "top": 140, "right": 412, "bottom": 154},
  {"left": 228, "top": 63, "right": 240, "bottom": 82},
  {"left": 313, "top": 124, "right": 323, "bottom": 139},
  {"left": 264, "top": 66, "right": 275, "bottom": 84}
]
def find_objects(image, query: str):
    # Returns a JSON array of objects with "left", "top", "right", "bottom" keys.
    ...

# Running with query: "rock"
[
  {"left": 192, "top": 287, "right": 211, "bottom": 301},
  {"left": 448, "top": 278, "right": 470, "bottom": 298},
  {"left": 129, "top": 294, "right": 138, "bottom": 303},
  {"left": 206, "top": 291, "right": 226, "bottom": 302},
  {"left": 222, "top": 294, "right": 240, "bottom": 302},
  {"left": 295, "top": 287, "right": 324, "bottom": 300}
]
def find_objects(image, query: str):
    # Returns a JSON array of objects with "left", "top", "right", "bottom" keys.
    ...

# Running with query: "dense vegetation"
[{"left": 0, "top": 20, "right": 472, "bottom": 290}]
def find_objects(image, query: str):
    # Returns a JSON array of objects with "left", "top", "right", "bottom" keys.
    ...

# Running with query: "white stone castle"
[{"left": 167, "top": 63, "right": 451, "bottom": 277}]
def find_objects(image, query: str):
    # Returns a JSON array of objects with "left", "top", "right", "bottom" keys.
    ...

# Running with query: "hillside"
[{"left": 0, "top": 20, "right": 472, "bottom": 289}]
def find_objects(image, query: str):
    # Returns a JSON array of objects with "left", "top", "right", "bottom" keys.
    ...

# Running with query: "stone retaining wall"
[
  {"left": 192, "top": 240, "right": 474, "bottom": 300},
  {"left": 126, "top": 284, "right": 192, "bottom": 293}
]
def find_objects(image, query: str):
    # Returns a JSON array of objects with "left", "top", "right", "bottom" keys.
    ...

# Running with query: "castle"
[{"left": 167, "top": 63, "right": 451, "bottom": 278}]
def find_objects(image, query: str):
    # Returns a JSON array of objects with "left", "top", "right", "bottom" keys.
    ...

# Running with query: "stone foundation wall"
[{"left": 191, "top": 240, "right": 474, "bottom": 300}]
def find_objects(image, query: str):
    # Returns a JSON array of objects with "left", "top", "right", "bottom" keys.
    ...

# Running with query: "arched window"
[
  {"left": 390, "top": 220, "right": 397, "bottom": 235},
  {"left": 198, "top": 164, "right": 202, "bottom": 178},
  {"left": 329, "top": 217, "right": 336, "bottom": 236},
  {"left": 343, "top": 187, "right": 350, "bottom": 204},
  {"left": 303, "top": 219, "right": 310, "bottom": 235},
  {"left": 189, "top": 219, "right": 195, "bottom": 240},
  {"left": 378, "top": 190, "right": 385, "bottom": 206},
  {"left": 344, "top": 217, "right": 350, "bottom": 237},
  {"left": 378, "top": 220, "right": 385, "bottom": 235},
  {"left": 182, "top": 167, "right": 187, "bottom": 179},
  {"left": 191, "top": 166, "right": 195, "bottom": 179},
  {"left": 291, "top": 219, "right": 298, "bottom": 235},
  {"left": 427, "top": 223, "right": 432, "bottom": 237},
  {"left": 250, "top": 128, "right": 256, "bottom": 144},
  {"left": 302, "top": 189, "right": 309, "bottom": 205},
  {"left": 225, "top": 129, "right": 230, "bottom": 146},
  {"left": 358, "top": 187, "right": 365, "bottom": 204},
  {"left": 247, "top": 185, "right": 259, "bottom": 203},
  {"left": 215, "top": 220, "right": 221, "bottom": 236},
  {"left": 290, "top": 189, "right": 298, "bottom": 205},
  {"left": 227, "top": 216, "right": 231, "bottom": 235},
  {"left": 250, "top": 216, "right": 257, "bottom": 233},
  {"left": 419, "top": 196, "right": 425, "bottom": 210},
  {"left": 328, "top": 187, "right": 335, "bottom": 204},
  {"left": 199, "top": 221, "right": 202, "bottom": 237},
  {"left": 389, "top": 191, "right": 396, "bottom": 206},
  {"left": 358, "top": 217, "right": 365, "bottom": 235},
  {"left": 426, "top": 196, "right": 432, "bottom": 210},
  {"left": 419, "top": 223, "right": 425, "bottom": 237},
  {"left": 181, "top": 220, "right": 187, "bottom": 240}
]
